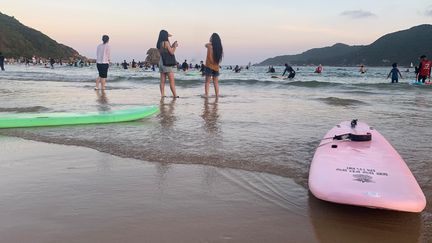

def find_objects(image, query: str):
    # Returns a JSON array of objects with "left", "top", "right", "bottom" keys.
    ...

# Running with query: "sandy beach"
[{"left": 0, "top": 136, "right": 428, "bottom": 243}]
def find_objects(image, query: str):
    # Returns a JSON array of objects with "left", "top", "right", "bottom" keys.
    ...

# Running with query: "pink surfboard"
[{"left": 309, "top": 120, "right": 426, "bottom": 213}]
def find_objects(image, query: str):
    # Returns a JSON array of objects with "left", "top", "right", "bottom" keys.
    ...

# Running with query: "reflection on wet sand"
[
  {"left": 201, "top": 97, "right": 220, "bottom": 134},
  {"left": 95, "top": 90, "right": 110, "bottom": 112},
  {"left": 155, "top": 162, "right": 171, "bottom": 198},
  {"left": 308, "top": 192, "right": 422, "bottom": 243},
  {"left": 158, "top": 97, "right": 176, "bottom": 128}
]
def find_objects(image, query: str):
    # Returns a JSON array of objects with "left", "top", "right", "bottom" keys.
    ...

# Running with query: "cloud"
[
  {"left": 340, "top": 10, "right": 377, "bottom": 19},
  {"left": 425, "top": 9, "right": 432, "bottom": 17}
]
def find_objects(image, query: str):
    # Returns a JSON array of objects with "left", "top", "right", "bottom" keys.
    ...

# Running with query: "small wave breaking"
[{"left": 316, "top": 97, "right": 368, "bottom": 107}]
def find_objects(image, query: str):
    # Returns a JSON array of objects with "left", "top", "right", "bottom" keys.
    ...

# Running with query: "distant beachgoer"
[
  {"left": 387, "top": 63, "right": 402, "bottom": 83},
  {"left": 267, "top": 66, "right": 275, "bottom": 73},
  {"left": 199, "top": 60, "right": 205, "bottom": 75},
  {"left": 157, "top": 30, "right": 179, "bottom": 98},
  {"left": 121, "top": 60, "right": 129, "bottom": 69},
  {"left": 0, "top": 52, "right": 5, "bottom": 71},
  {"left": 204, "top": 33, "right": 224, "bottom": 97},
  {"left": 49, "top": 58, "right": 55, "bottom": 69},
  {"left": 181, "top": 60, "right": 189, "bottom": 71},
  {"left": 234, "top": 65, "right": 241, "bottom": 73},
  {"left": 417, "top": 55, "right": 431, "bottom": 83},
  {"left": 282, "top": 63, "right": 296, "bottom": 79},
  {"left": 95, "top": 35, "right": 111, "bottom": 90},
  {"left": 359, "top": 65, "right": 366, "bottom": 74},
  {"left": 315, "top": 64, "right": 323, "bottom": 74},
  {"left": 131, "top": 59, "right": 137, "bottom": 68}
]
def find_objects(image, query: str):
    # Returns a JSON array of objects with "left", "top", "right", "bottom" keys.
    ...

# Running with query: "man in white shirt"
[{"left": 96, "top": 35, "right": 111, "bottom": 90}]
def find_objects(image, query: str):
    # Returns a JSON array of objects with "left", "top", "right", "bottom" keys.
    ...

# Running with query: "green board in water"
[
  {"left": 0, "top": 106, "right": 159, "bottom": 128},
  {"left": 185, "top": 72, "right": 201, "bottom": 76}
]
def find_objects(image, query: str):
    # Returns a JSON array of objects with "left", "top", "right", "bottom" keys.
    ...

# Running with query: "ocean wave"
[
  {"left": 0, "top": 130, "right": 310, "bottom": 188},
  {"left": 0, "top": 75, "right": 95, "bottom": 83},
  {"left": 316, "top": 97, "right": 368, "bottom": 106},
  {"left": 0, "top": 106, "right": 51, "bottom": 113},
  {"left": 284, "top": 80, "right": 343, "bottom": 88}
]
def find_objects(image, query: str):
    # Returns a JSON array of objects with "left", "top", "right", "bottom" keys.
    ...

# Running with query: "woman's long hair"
[
  {"left": 157, "top": 30, "right": 169, "bottom": 49},
  {"left": 210, "top": 33, "right": 223, "bottom": 64}
]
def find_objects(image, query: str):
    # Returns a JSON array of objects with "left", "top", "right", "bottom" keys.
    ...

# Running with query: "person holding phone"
[{"left": 157, "top": 30, "right": 179, "bottom": 98}]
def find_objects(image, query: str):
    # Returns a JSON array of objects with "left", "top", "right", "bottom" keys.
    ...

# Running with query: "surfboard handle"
[{"left": 351, "top": 119, "right": 358, "bottom": 128}]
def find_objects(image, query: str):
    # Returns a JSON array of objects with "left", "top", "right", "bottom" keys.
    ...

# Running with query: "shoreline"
[
  {"left": 0, "top": 136, "right": 428, "bottom": 242},
  {"left": 0, "top": 136, "right": 315, "bottom": 243}
]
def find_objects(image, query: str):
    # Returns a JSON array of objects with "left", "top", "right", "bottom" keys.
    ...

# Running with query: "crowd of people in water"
[
  {"left": 0, "top": 55, "right": 92, "bottom": 69},
  {"left": 1, "top": 37, "right": 431, "bottom": 90}
]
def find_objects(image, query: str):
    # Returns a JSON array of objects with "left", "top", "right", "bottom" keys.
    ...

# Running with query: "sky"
[{"left": 1, "top": 0, "right": 431, "bottom": 64}]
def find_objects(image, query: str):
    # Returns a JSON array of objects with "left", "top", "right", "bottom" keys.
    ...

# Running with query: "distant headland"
[
  {"left": 0, "top": 12, "right": 83, "bottom": 61},
  {"left": 258, "top": 24, "right": 432, "bottom": 67}
]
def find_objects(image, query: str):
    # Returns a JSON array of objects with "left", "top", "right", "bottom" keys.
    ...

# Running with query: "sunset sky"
[{"left": 1, "top": 0, "right": 431, "bottom": 64}]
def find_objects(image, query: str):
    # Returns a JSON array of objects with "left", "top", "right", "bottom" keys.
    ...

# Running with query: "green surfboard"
[{"left": 0, "top": 106, "right": 159, "bottom": 128}]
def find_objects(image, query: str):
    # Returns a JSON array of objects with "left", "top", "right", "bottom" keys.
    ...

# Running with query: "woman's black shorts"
[
  {"left": 203, "top": 66, "right": 220, "bottom": 77},
  {"left": 97, "top": 63, "right": 109, "bottom": 78}
]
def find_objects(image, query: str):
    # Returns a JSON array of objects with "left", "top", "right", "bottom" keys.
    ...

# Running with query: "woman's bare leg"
[
  {"left": 213, "top": 76, "right": 219, "bottom": 97},
  {"left": 205, "top": 76, "right": 211, "bottom": 97},
  {"left": 160, "top": 73, "right": 166, "bottom": 97},
  {"left": 168, "top": 72, "right": 178, "bottom": 98}
]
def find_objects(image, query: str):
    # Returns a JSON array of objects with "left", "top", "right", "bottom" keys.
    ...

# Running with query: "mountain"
[
  {"left": 0, "top": 12, "right": 81, "bottom": 58},
  {"left": 259, "top": 24, "right": 432, "bottom": 66}
]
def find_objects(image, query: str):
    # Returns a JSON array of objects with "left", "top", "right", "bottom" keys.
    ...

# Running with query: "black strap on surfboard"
[{"left": 333, "top": 133, "right": 372, "bottom": 142}]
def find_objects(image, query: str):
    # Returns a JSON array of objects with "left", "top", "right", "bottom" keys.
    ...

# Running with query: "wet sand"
[{"left": 0, "top": 136, "right": 428, "bottom": 243}]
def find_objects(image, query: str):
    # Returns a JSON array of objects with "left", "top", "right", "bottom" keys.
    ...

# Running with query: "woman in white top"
[{"left": 96, "top": 35, "right": 111, "bottom": 90}]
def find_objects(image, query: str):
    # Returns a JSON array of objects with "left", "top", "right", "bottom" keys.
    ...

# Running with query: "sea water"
[{"left": 0, "top": 64, "right": 430, "bottom": 240}]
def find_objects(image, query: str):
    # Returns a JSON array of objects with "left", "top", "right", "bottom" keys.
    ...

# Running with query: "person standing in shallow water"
[
  {"left": 359, "top": 65, "right": 366, "bottom": 74},
  {"left": 282, "top": 63, "right": 295, "bottom": 79},
  {"left": 0, "top": 52, "right": 5, "bottom": 71},
  {"left": 387, "top": 63, "right": 402, "bottom": 83},
  {"left": 95, "top": 35, "right": 111, "bottom": 90},
  {"left": 157, "top": 30, "right": 179, "bottom": 98},
  {"left": 417, "top": 55, "right": 431, "bottom": 83},
  {"left": 204, "top": 33, "right": 223, "bottom": 97}
]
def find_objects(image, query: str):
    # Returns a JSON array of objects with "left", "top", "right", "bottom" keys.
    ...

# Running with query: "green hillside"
[
  {"left": 0, "top": 12, "right": 80, "bottom": 58},
  {"left": 259, "top": 25, "right": 432, "bottom": 66}
]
